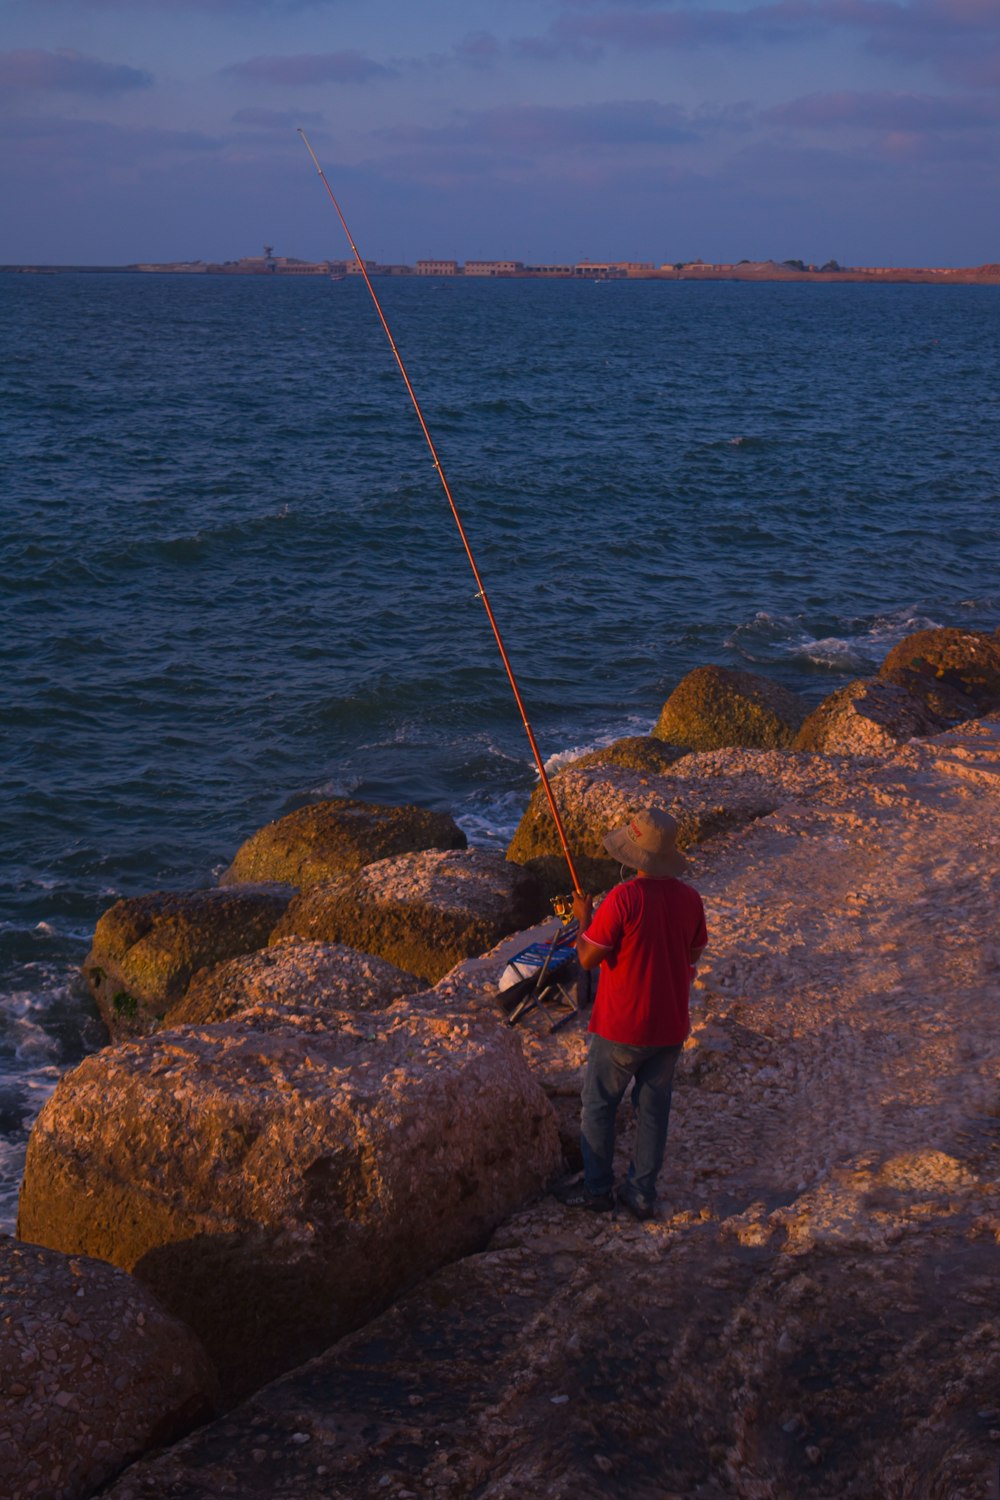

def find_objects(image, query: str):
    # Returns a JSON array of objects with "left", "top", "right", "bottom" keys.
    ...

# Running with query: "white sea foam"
[{"left": 726, "top": 606, "right": 942, "bottom": 675}]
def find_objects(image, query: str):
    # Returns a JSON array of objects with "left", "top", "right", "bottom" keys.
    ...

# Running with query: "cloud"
[
  {"left": 0, "top": 48, "right": 152, "bottom": 94},
  {"left": 223, "top": 50, "right": 393, "bottom": 85},
  {"left": 380, "top": 99, "right": 751, "bottom": 163},
  {"left": 515, "top": 0, "right": 1000, "bottom": 72},
  {"left": 231, "top": 107, "right": 324, "bottom": 129},
  {"left": 454, "top": 32, "right": 503, "bottom": 70},
  {"left": 765, "top": 89, "right": 1000, "bottom": 132}
]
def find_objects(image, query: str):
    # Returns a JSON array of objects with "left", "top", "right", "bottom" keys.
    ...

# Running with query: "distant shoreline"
[{"left": 4, "top": 257, "right": 1000, "bottom": 285}]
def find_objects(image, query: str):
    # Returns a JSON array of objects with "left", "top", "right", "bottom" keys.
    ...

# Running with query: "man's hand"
[{"left": 572, "top": 891, "right": 593, "bottom": 930}]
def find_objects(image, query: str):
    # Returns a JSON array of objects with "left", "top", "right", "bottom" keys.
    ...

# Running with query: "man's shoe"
[
  {"left": 554, "top": 1179, "right": 614, "bottom": 1213},
  {"left": 617, "top": 1186, "right": 655, "bottom": 1221}
]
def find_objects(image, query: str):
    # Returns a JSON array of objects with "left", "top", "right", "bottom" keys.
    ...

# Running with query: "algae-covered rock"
[
  {"left": 0, "top": 1234, "right": 215, "bottom": 1500},
  {"left": 17, "top": 1001, "right": 561, "bottom": 1402},
  {"left": 653, "top": 665, "right": 808, "bottom": 750},
  {"left": 270, "top": 849, "right": 545, "bottom": 985},
  {"left": 881, "top": 664, "right": 979, "bottom": 724},
  {"left": 84, "top": 887, "right": 291, "bottom": 1040},
  {"left": 794, "top": 677, "right": 945, "bottom": 754},
  {"left": 221, "top": 797, "right": 467, "bottom": 890},
  {"left": 880, "top": 626, "right": 1000, "bottom": 710},
  {"left": 567, "top": 735, "right": 689, "bottom": 774},
  {"left": 165, "top": 939, "right": 423, "bottom": 1027}
]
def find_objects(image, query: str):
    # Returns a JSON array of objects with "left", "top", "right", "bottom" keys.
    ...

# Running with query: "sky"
[{"left": 1, "top": 0, "right": 999, "bottom": 267}]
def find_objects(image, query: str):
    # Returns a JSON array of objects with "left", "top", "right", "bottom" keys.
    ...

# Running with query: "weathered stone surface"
[
  {"left": 0, "top": 1235, "right": 215, "bottom": 1500},
  {"left": 652, "top": 665, "right": 808, "bottom": 750},
  {"left": 794, "top": 677, "right": 945, "bottom": 753},
  {"left": 165, "top": 939, "right": 423, "bottom": 1027},
  {"left": 60, "top": 724, "right": 1000, "bottom": 1500},
  {"left": 84, "top": 888, "right": 292, "bottom": 1041},
  {"left": 17, "top": 999, "right": 561, "bottom": 1403},
  {"left": 507, "top": 748, "right": 849, "bottom": 870},
  {"left": 566, "top": 735, "right": 689, "bottom": 775},
  {"left": 95, "top": 1209, "right": 999, "bottom": 1500},
  {"left": 270, "top": 848, "right": 546, "bottom": 984},
  {"left": 221, "top": 797, "right": 467, "bottom": 890},
  {"left": 880, "top": 625, "right": 1000, "bottom": 709},
  {"left": 881, "top": 663, "right": 979, "bottom": 724}
]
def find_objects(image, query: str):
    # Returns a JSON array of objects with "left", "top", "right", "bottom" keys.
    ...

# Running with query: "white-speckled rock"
[
  {"left": 270, "top": 847, "right": 546, "bottom": 984},
  {"left": 17, "top": 998, "right": 561, "bottom": 1403},
  {"left": 164, "top": 939, "right": 423, "bottom": 1027},
  {"left": 0, "top": 1235, "right": 215, "bottom": 1500}
]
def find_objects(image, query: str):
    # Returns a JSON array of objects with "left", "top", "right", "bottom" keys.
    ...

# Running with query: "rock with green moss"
[
  {"left": 221, "top": 797, "right": 467, "bottom": 890},
  {"left": 879, "top": 627, "right": 1000, "bottom": 710},
  {"left": 653, "top": 666, "right": 808, "bottom": 750},
  {"left": 270, "top": 849, "right": 546, "bottom": 985},
  {"left": 568, "top": 735, "right": 689, "bottom": 774},
  {"left": 85, "top": 887, "right": 291, "bottom": 1041},
  {"left": 794, "top": 678, "right": 945, "bottom": 754},
  {"left": 880, "top": 664, "right": 978, "bottom": 725},
  {"left": 165, "top": 939, "right": 423, "bottom": 1028}
]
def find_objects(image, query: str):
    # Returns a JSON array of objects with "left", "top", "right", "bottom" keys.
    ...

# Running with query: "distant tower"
[{"left": 263, "top": 244, "right": 276, "bottom": 272}]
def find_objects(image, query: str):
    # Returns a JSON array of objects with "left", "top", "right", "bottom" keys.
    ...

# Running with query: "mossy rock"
[
  {"left": 568, "top": 736, "right": 689, "bottom": 775},
  {"left": 222, "top": 798, "right": 467, "bottom": 891},
  {"left": 794, "top": 678, "right": 945, "bottom": 754},
  {"left": 880, "top": 665, "right": 978, "bottom": 725},
  {"left": 270, "top": 849, "right": 546, "bottom": 985},
  {"left": 652, "top": 666, "right": 808, "bottom": 751},
  {"left": 879, "top": 628, "right": 1000, "bottom": 711},
  {"left": 85, "top": 887, "right": 292, "bottom": 1040}
]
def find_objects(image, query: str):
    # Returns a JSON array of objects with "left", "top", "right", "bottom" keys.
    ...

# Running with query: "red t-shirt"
[{"left": 584, "top": 876, "right": 707, "bottom": 1047}]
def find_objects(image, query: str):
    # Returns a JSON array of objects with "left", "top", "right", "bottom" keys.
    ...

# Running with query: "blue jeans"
[{"left": 580, "top": 1033, "right": 682, "bottom": 1203}]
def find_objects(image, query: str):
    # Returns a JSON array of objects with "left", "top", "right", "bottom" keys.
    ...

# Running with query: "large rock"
[
  {"left": 84, "top": 887, "right": 291, "bottom": 1040},
  {"left": 221, "top": 797, "right": 467, "bottom": 890},
  {"left": 880, "top": 626, "right": 1000, "bottom": 709},
  {"left": 270, "top": 848, "right": 545, "bottom": 985},
  {"left": 507, "top": 748, "right": 845, "bottom": 872},
  {"left": 17, "top": 1000, "right": 561, "bottom": 1403},
  {"left": 794, "top": 677, "right": 945, "bottom": 753},
  {"left": 0, "top": 1234, "right": 215, "bottom": 1500},
  {"left": 164, "top": 939, "right": 423, "bottom": 1027},
  {"left": 566, "top": 735, "right": 689, "bottom": 774},
  {"left": 881, "top": 663, "right": 979, "bottom": 724},
  {"left": 653, "top": 665, "right": 808, "bottom": 750}
]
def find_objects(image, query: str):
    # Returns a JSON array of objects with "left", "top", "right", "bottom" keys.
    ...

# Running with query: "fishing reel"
[{"left": 550, "top": 892, "right": 578, "bottom": 925}]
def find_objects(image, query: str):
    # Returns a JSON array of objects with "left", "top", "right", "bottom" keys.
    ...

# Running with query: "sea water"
[{"left": 2, "top": 273, "right": 998, "bottom": 1227}]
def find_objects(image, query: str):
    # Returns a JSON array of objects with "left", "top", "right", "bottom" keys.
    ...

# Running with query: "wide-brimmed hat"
[{"left": 603, "top": 807, "right": 687, "bottom": 877}]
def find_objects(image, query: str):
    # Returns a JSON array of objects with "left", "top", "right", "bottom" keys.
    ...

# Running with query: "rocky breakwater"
[
  {"left": 83, "top": 799, "right": 471, "bottom": 1041},
  {"left": 0, "top": 1235, "right": 215, "bottom": 1500},
  {"left": 272, "top": 847, "right": 546, "bottom": 985},
  {"left": 91, "top": 716, "right": 1000, "bottom": 1500},
  {"left": 17, "top": 990, "right": 561, "bottom": 1404}
]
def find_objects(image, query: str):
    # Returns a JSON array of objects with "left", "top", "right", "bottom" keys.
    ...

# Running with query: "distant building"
[
  {"left": 524, "top": 264, "right": 574, "bottom": 277},
  {"left": 346, "top": 258, "right": 378, "bottom": 275},
  {"left": 415, "top": 260, "right": 458, "bottom": 275},
  {"left": 464, "top": 260, "right": 524, "bottom": 276}
]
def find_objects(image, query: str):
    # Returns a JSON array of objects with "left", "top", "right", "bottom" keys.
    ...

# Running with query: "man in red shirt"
[{"left": 555, "top": 806, "right": 707, "bottom": 1220}]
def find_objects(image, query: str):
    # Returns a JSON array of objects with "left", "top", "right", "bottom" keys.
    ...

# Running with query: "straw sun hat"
[{"left": 602, "top": 806, "right": 687, "bottom": 878}]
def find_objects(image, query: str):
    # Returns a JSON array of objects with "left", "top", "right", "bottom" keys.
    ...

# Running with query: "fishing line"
[{"left": 297, "top": 128, "right": 582, "bottom": 896}]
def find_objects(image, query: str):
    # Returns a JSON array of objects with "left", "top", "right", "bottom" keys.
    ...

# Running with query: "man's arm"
[{"left": 572, "top": 892, "right": 612, "bottom": 971}]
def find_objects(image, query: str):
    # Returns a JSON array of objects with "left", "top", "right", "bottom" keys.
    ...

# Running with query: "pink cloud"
[
  {"left": 224, "top": 50, "right": 393, "bottom": 85},
  {"left": 0, "top": 48, "right": 152, "bottom": 94}
]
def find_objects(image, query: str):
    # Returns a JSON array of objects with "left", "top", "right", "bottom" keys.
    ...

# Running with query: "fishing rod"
[{"left": 297, "top": 128, "right": 582, "bottom": 897}]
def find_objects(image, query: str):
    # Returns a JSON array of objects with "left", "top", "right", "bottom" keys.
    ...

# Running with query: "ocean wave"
[{"left": 726, "top": 606, "right": 942, "bottom": 674}]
